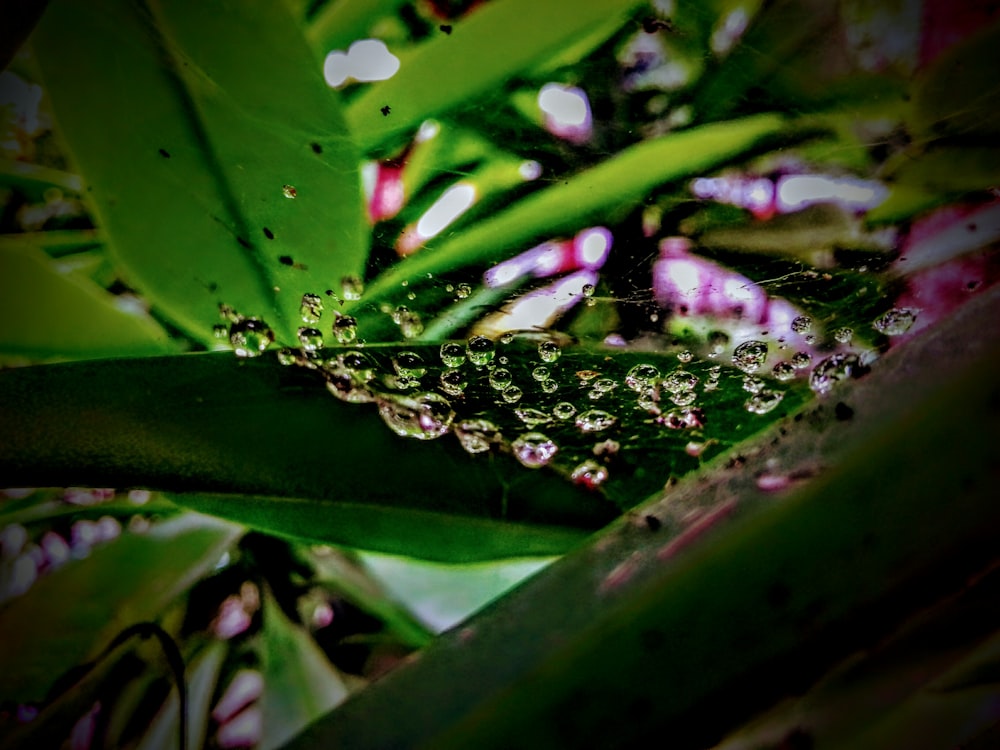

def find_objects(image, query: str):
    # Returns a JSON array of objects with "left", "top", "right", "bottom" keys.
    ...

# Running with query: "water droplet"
[
  {"left": 660, "top": 407, "right": 705, "bottom": 429},
  {"left": 341, "top": 274, "right": 364, "bottom": 301},
  {"left": 538, "top": 340, "right": 561, "bottom": 363},
  {"left": 229, "top": 318, "right": 274, "bottom": 357},
  {"left": 454, "top": 418, "right": 501, "bottom": 453},
  {"left": 575, "top": 408, "right": 617, "bottom": 432},
  {"left": 540, "top": 379, "right": 559, "bottom": 394},
  {"left": 772, "top": 361, "right": 796, "bottom": 381},
  {"left": 333, "top": 315, "right": 358, "bottom": 344},
  {"left": 625, "top": 364, "right": 659, "bottom": 392},
  {"left": 297, "top": 327, "right": 323, "bottom": 352},
  {"left": 809, "top": 352, "right": 866, "bottom": 395},
  {"left": 439, "top": 342, "right": 466, "bottom": 368},
  {"left": 392, "top": 351, "right": 426, "bottom": 378},
  {"left": 576, "top": 370, "right": 600, "bottom": 382},
  {"left": 677, "top": 350, "right": 693, "bottom": 363},
  {"left": 397, "top": 308, "right": 423, "bottom": 338},
  {"left": 282, "top": 184, "right": 297, "bottom": 199},
  {"left": 742, "top": 376, "right": 764, "bottom": 394},
  {"left": 300, "top": 293, "right": 323, "bottom": 323},
  {"left": 745, "top": 389, "right": 784, "bottom": 414},
  {"left": 873, "top": 307, "right": 917, "bottom": 336},
  {"left": 512, "top": 432, "right": 559, "bottom": 468},
  {"left": 791, "top": 351, "right": 812, "bottom": 369},
  {"left": 489, "top": 368, "right": 513, "bottom": 390},
  {"left": 341, "top": 350, "right": 375, "bottom": 378},
  {"left": 467, "top": 335, "right": 496, "bottom": 366},
  {"left": 455, "top": 282, "right": 472, "bottom": 299},
  {"left": 276, "top": 347, "right": 297, "bottom": 366},
  {"left": 593, "top": 378, "right": 617, "bottom": 393},
  {"left": 662, "top": 369, "right": 698, "bottom": 394},
  {"left": 571, "top": 459, "right": 608, "bottom": 488},
  {"left": 514, "top": 407, "right": 553, "bottom": 427},
  {"left": 378, "top": 392, "right": 454, "bottom": 440},
  {"left": 213, "top": 324, "right": 228, "bottom": 338},
  {"left": 499, "top": 332, "right": 514, "bottom": 345},
  {"left": 552, "top": 402, "right": 577, "bottom": 420},
  {"left": 439, "top": 368, "right": 468, "bottom": 396},
  {"left": 791, "top": 315, "right": 812, "bottom": 334},
  {"left": 219, "top": 303, "right": 240, "bottom": 322},
  {"left": 502, "top": 385, "right": 523, "bottom": 404},
  {"left": 670, "top": 390, "right": 697, "bottom": 406},
  {"left": 833, "top": 327, "right": 854, "bottom": 344},
  {"left": 732, "top": 340, "right": 768, "bottom": 373},
  {"left": 531, "top": 365, "right": 551, "bottom": 381},
  {"left": 582, "top": 283, "right": 595, "bottom": 297},
  {"left": 637, "top": 388, "right": 658, "bottom": 411}
]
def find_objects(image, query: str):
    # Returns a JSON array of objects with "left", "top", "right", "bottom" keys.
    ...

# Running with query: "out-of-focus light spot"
[
  {"left": 775, "top": 174, "right": 887, "bottom": 213},
  {"left": 416, "top": 119, "right": 441, "bottom": 142},
  {"left": 212, "top": 670, "right": 264, "bottom": 724},
  {"left": 3, "top": 554, "right": 38, "bottom": 600},
  {"left": 575, "top": 226, "right": 613, "bottom": 268},
  {"left": 217, "top": 706, "right": 263, "bottom": 750},
  {"left": 1, "top": 523, "right": 27, "bottom": 559},
  {"left": 475, "top": 269, "right": 599, "bottom": 338},
  {"left": 483, "top": 227, "right": 612, "bottom": 288},
  {"left": 1, "top": 488, "right": 34, "bottom": 499},
  {"left": 212, "top": 595, "right": 252, "bottom": 639},
  {"left": 399, "top": 182, "right": 477, "bottom": 255},
  {"left": 711, "top": 7, "right": 749, "bottom": 55},
  {"left": 128, "top": 489, "right": 151, "bottom": 505},
  {"left": 538, "top": 83, "right": 592, "bottom": 143},
  {"left": 364, "top": 162, "right": 406, "bottom": 223},
  {"left": 312, "top": 601, "right": 335, "bottom": 629},
  {"left": 40, "top": 531, "right": 71, "bottom": 569},
  {"left": 323, "top": 39, "right": 400, "bottom": 88},
  {"left": 518, "top": 160, "right": 542, "bottom": 180}
]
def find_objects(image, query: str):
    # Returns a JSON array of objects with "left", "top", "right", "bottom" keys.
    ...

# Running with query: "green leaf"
[
  {"left": 306, "top": 0, "right": 411, "bottom": 55},
  {"left": 352, "top": 113, "right": 792, "bottom": 311},
  {"left": 909, "top": 21, "right": 1000, "bottom": 141},
  {"left": 0, "top": 159, "right": 81, "bottom": 202},
  {"left": 0, "top": 352, "right": 617, "bottom": 561},
  {"left": 30, "top": 0, "right": 366, "bottom": 345},
  {"left": 0, "top": 513, "right": 240, "bottom": 704},
  {"left": 0, "top": 240, "right": 178, "bottom": 361},
  {"left": 344, "top": 0, "right": 645, "bottom": 152},
  {"left": 283, "top": 286, "right": 1000, "bottom": 749},
  {"left": 258, "top": 586, "right": 350, "bottom": 750}
]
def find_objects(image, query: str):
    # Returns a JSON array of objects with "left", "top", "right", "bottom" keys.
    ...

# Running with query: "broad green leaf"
[
  {"left": 258, "top": 586, "right": 349, "bottom": 750},
  {"left": 0, "top": 514, "right": 240, "bottom": 704},
  {"left": 0, "top": 351, "right": 618, "bottom": 560},
  {"left": 0, "top": 240, "right": 178, "bottom": 361},
  {"left": 345, "top": 0, "right": 645, "bottom": 152},
  {"left": 30, "top": 0, "right": 366, "bottom": 345},
  {"left": 352, "top": 113, "right": 792, "bottom": 310},
  {"left": 306, "top": 0, "right": 411, "bottom": 54},
  {"left": 284, "top": 282, "right": 1000, "bottom": 750}
]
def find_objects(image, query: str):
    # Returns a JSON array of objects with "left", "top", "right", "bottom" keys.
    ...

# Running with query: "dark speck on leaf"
[
  {"left": 325, "top": 289, "right": 335, "bottom": 296},
  {"left": 968, "top": 222, "right": 977, "bottom": 231},
  {"left": 207, "top": 282, "right": 218, "bottom": 293},
  {"left": 279, "top": 255, "right": 294, "bottom": 266},
  {"left": 310, "top": 142, "right": 323, "bottom": 154},
  {"left": 263, "top": 227, "right": 275, "bottom": 240},
  {"left": 834, "top": 402, "right": 854, "bottom": 421},
  {"left": 440, "top": 24, "right": 452, "bottom": 34},
  {"left": 644, "top": 514, "right": 661, "bottom": 531},
  {"left": 381, "top": 105, "right": 392, "bottom": 116},
  {"left": 237, "top": 236, "right": 251, "bottom": 249},
  {"left": 158, "top": 148, "right": 171, "bottom": 158}
]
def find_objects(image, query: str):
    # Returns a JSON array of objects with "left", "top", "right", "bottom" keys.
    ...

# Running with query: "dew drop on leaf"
[
  {"left": 489, "top": 368, "right": 513, "bottom": 390},
  {"left": 502, "top": 385, "right": 523, "bottom": 404},
  {"left": 625, "top": 363, "right": 660, "bottom": 392},
  {"left": 745, "top": 389, "right": 784, "bottom": 414},
  {"left": 514, "top": 407, "right": 553, "bottom": 427},
  {"left": 378, "top": 392, "right": 454, "bottom": 440},
  {"left": 552, "top": 402, "right": 577, "bottom": 420},
  {"left": 833, "top": 327, "right": 854, "bottom": 344},
  {"left": 282, "top": 184, "right": 297, "bottom": 199},
  {"left": 512, "top": 432, "right": 559, "bottom": 468},
  {"left": 213, "top": 324, "right": 228, "bottom": 338},
  {"left": 455, "top": 282, "right": 472, "bottom": 299},
  {"left": 791, "top": 351, "right": 812, "bottom": 369},
  {"left": 809, "top": 352, "right": 866, "bottom": 395},
  {"left": 540, "top": 379, "right": 559, "bottom": 394},
  {"left": 791, "top": 315, "right": 812, "bottom": 334},
  {"left": 742, "top": 376, "right": 764, "bottom": 394},
  {"left": 662, "top": 369, "right": 698, "bottom": 394},
  {"left": 300, "top": 293, "right": 323, "bottom": 323},
  {"left": 571, "top": 459, "right": 608, "bottom": 488},
  {"left": 439, "top": 368, "right": 468, "bottom": 396},
  {"left": 575, "top": 408, "right": 617, "bottom": 432},
  {"left": 439, "top": 342, "right": 466, "bottom": 368},
  {"left": 677, "top": 350, "right": 693, "bottom": 363},
  {"left": 454, "top": 418, "right": 501, "bottom": 453},
  {"left": 230, "top": 318, "right": 274, "bottom": 357},
  {"left": 532, "top": 365, "right": 551, "bottom": 382},
  {"left": 772, "top": 361, "right": 796, "bottom": 381},
  {"left": 873, "top": 307, "right": 917, "bottom": 336},
  {"left": 467, "top": 335, "right": 496, "bottom": 366},
  {"left": 297, "top": 327, "right": 323, "bottom": 352},
  {"left": 538, "top": 340, "right": 561, "bottom": 363},
  {"left": 392, "top": 351, "right": 427, "bottom": 378},
  {"left": 732, "top": 340, "right": 768, "bottom": 373},
  {"left": 332, "top": 315, "right": 358, "bottom": 344},
  {"left": 341, "top": 274, "right": 364, "bottom": 301}
]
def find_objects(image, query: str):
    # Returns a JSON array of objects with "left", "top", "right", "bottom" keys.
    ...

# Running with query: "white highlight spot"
[
  {"left": 538, "top": 83, "right": 592, "bottom": 142},
  {"left": 323, "top": 39, "right": 400, "bottom": 88},
  {"left": 776, "top": 174, "right": 887, "bottom": 213},
  {"left": 416, "top": 182, "right": 477, "bottom": 239},
  {"left": 575, "top": 227, "right": 613, "bottom": 268}
]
